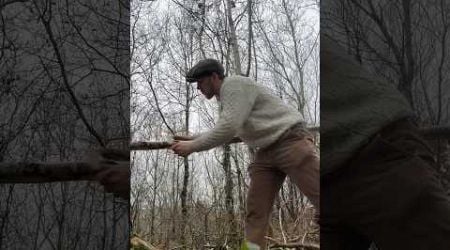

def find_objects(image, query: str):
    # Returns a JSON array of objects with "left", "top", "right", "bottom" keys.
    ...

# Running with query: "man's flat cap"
[{"left": 185, "top": 58, "right": 224, "bottom": 82}]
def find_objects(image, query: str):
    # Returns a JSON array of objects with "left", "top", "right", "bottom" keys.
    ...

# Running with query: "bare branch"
[{"left": 36, "top": 2, "right": 106, "bottom": 147}]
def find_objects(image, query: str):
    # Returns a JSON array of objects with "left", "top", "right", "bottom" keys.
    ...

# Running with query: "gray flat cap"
[{"left": 185, "top": 58, "right": 224, "bottom": 82}]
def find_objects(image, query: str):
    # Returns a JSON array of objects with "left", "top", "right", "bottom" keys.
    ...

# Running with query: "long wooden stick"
[
  {"left": 0, "top": 149, "right": 129, "bottom": 183},
  {"left": 130, "top": 141, "right": 172, "bottom": 150},
  {"left": 0, "top": 162, "right": 99, "bottom": 183},
  {"left": 129, "top": 126, "right": 321, "bottom": 151},
  {"left": 128, "top": 126, "right": 450, "bottom": 151},
  {"left": 2, "top": 126, "right": 449, "bottom": 184}
]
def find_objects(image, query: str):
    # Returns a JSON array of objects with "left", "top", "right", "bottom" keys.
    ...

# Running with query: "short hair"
[{"left": 185, "top": 58, "right": 225, "bottom": 82}]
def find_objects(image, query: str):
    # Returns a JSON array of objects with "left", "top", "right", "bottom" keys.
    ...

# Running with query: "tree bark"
[{"left": 226, "top": 0, "right": 242, "bottom": 75}]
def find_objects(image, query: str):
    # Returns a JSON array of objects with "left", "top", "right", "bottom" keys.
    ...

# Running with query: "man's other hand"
[
  {"left": 88, "top": 149, "right": 130, "bottom": 200},
  {"left": 95, "top": 165, "right": 130, "bottom": 200}
]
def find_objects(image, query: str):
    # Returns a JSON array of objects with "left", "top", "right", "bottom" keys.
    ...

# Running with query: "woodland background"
[{"left": 130, "top": 0, "right": 319, "bottom": 249}]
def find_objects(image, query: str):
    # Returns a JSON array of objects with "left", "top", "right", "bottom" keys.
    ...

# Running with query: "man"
[
  {"left": 170, "top": 59, "right": 320, "bottom": 249},
  {"left": 321, "top": 35, "right": 450, "bottom": 249}
]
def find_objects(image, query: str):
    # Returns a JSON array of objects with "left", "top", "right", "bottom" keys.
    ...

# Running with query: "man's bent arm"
[{"left": 191, "top": 79, "right": 256, "bottom": 152}]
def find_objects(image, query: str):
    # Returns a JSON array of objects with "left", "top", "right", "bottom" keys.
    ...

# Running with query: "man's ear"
[{"left": 211, "top": 72, "right": 219, "bottom": 81}]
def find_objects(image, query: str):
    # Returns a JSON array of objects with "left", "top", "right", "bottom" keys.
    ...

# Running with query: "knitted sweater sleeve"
[{"left": 191, "top": 79, "right": 257, "bottom": 152}]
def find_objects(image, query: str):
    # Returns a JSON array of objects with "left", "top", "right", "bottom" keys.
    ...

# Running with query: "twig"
[{"left": 278, "top": 207, "right": 287, "bottom": 243}]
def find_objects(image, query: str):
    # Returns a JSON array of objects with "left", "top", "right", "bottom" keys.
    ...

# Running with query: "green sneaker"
[{"left": 241, "top": 241, "right": 260, "bottom": 250}]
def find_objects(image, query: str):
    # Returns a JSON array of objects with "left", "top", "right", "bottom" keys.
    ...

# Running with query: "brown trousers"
[
  {"left": 321, "top": 118, "right": 450, "bottom": 250},
  {"left": 245, "top": 124, "right": 320, "bottom": 249}
]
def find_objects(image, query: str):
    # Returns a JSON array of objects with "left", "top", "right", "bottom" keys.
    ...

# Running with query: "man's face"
[{"left": 196, "top": 75, "right": 215, "bottom": 99}]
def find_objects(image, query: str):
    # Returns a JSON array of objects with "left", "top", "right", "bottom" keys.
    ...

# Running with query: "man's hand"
[
  {"left": 88, "top": 149, "right": 130, "bottom": 200},
  {"left": 95, "top": 166, "right": 130, "bottom": 200},
  {"left": 170, "top": 140, "right": 195, "bottom": 157}
]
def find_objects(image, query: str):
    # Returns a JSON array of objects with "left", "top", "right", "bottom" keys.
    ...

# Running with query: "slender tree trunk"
[
  {"left": 150, "top": 153, "right": 158, "bottom": 239},
  {"left": 245, "top": 0, "right": 253, "bottom": 76},
  {"left": 180, "top": 68, "right": 192, "bottom": 248},
  {"left": 402, "top": 0, "right": 414, "bottom": 107},
  {"left": 223, "top": 144, "right": 237, "bottom": 247},
  {"left": 226, "top": 0, "right": 242, "bottom": 75}
]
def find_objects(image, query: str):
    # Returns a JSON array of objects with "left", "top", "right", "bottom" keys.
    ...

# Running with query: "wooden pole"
[
  {"left": 0, "top": 162, "right": 99, "bottom": 183},
  {"left": 130, "top": 141, "right": 172, "bottom": 150}
]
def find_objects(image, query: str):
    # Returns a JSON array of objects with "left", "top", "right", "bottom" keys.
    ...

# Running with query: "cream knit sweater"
[{"left": 191, "top": 75, "right": 303, "bottom": 152}]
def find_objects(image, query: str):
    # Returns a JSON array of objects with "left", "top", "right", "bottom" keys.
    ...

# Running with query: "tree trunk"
[
  {"left": 226, "top": 0, "right": 242, "bottom": 75},
  {"left": 223, "top": 144, "right": 237, "bottom": 248}
]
